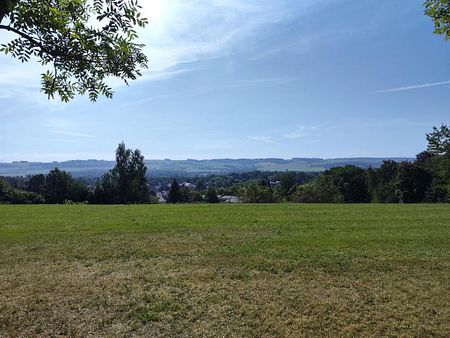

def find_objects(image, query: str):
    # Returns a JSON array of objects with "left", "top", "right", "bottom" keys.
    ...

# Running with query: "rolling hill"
[{"left": 0, "top": 157, "right": 413, "bottom": 177}]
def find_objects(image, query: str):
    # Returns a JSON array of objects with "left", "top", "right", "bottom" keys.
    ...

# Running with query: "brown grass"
[{"left": 0, "top": 204, "right": 449, "bottom": 337}]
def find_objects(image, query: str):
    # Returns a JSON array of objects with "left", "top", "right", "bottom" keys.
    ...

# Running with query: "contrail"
[{"left": 375, "top": 80, "right": 450, "bottom": 93}]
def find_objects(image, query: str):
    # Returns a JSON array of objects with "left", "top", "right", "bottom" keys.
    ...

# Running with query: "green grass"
[{"left": 0, "top": 204, "right": 449, "bottom": 337}]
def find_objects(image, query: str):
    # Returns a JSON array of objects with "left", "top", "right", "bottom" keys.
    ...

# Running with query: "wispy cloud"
[
  {"left": 248, "top": 136, "right": 276, "bottom": 144},
  {"left": 51, "top": 131, "right": 94, "bottom": 138},
  {"left": 137, "top": 0, "right": 306, "bottom": 76},
  {"left": 375, "top": 80, "right": 450, "bottom": 93},
  {"left": 0, "top": 152, "right": 112, "bottom": 162},
  {"left": 0, "top": 0, "right": 325, "bottom": 95},
  {"left": 248, "top": 33, "right": 324, "bottom": 61},
  {"left": 284, "top": 125, "right": 317, "bottom": 139},
  {"left": 228, "top": 77, "right": 296, "bottom": 88},
  {"left": 0, "top": 0, "right": 298, "bottom": 89}
]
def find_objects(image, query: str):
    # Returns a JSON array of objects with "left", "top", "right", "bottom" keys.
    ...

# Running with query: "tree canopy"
[
  {"left": 167, "top": 178, "right": 182, "bottom": 204},
  {"left": 94, "top": 142, "right": 149, "bottom": 203},
  {"left": 426, "top": 124, "right": 450, "bottom": 155},
  {"left": 425, "top": 0, "right": 450, "bottom": 40},
  {"left": 0, "top": 0, "right": 148, "bottom": 102}
]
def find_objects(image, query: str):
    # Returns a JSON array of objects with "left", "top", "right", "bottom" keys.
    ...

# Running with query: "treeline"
[
  {"left": 238, "top": 125, "right": 450, "bottom": 203},
  {"left": 0, "top": 143, "right": 149, "bottom": 204},
  {"left": 1, "top": 125, "right": 449, "bottom": 204}
]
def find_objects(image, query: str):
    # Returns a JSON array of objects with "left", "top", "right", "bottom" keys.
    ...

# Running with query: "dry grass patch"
[{"left": 0, "top": 204, "right": 449, "bottom": 337}]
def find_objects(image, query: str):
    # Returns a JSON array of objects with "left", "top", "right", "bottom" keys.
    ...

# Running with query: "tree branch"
[
  {"left": 0, "top": 24, "right": 47, "bottom": 51},
  {"left": 0, "top": 23, "right": 79, "bottom": 62}
]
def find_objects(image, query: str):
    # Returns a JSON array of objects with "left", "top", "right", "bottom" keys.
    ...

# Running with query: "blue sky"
[{"left": 1, "top": 0, "right": 449, "bottom": 162}]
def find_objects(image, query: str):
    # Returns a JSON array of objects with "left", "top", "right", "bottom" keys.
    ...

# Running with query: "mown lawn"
[{"left": 0, "top": 204, "right": 449, "bottom": 337}]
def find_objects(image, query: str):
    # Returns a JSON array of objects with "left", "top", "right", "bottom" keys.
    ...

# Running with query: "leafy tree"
[
  {"left": 418, "top": 125, "right": 450, "bottom": 201},
  {"left": 27, "top": 174, "right": 46, "bottom": 194},
  {"left": 93, "top": 171, "right": 119, "bottom": 204},
  {"left": 70, "top": 178, "right": 91, "bottom": 202},
  {"left": 114, "top": 144, "right": 148, "bottom": 203},
  {"left": 394, "top": 162, "right": 431, "bottom": 203},
  {"left": 238, "top": 182, "right": 273, "bottom": 203},
  {"left": 441, "top": 145, "right": 450, "bottom": 197},
  {"left": 44, "top": 168, "right": 73, "bottom": 203},
  {"left": 425, "top": 0, "right": 450, "bottom": 40},
  {"left": 367, "top": 161, "right": 399, "bottom": 203},
  {"left": 0, "top": 177, "right": 43, "bottom": 204},
  {"left": 167, "top": 178, "right": 182, "bottom": 204},
  {"left": 205, "top": 187, "right": 219, "bottom": 203},
  {"left": 291, "top": 175, "right": 343, "bottom": 203},
  {"left": 324, "top": 166, "right": 370, "bottom": 203},
  {"left": 94, "top": 142, "right": 149, "bottom": 203},
  {"left": 44, "top": 168, "right": 88, "bottom": 203},
  {"left": 194, "top": 178, "right": 206, "bottom": 191},
  {"left": 278, "top": 171, "right": 296, "bottom": 196},
  {"left": 426, "top": 124, "right": 450, "bottom": 155},
  {"left": 179, "top": 187, "right": 192, "bottom": 203},
  {"left": 416, "top": 151, "right": 436, "bottom": 171},
  {"left": 190, "top": 190, "right": 204, "bottom": 203},
  {"left": 0, "top": 0, "right": 148, "bottom": 102}
]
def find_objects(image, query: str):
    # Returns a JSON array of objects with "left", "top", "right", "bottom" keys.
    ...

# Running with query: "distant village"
[{"left": 155, "top": 181, "right": 241, "bottom": 204}]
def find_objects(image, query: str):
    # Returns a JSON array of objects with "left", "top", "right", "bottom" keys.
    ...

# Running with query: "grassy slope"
[{"left": 0, "top": 204, "right": 449, "bottom": 337}]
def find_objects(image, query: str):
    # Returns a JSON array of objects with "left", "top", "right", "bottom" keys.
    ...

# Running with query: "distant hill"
[{"left": 0, "top": 157, "right": 413, "bottom": 177}]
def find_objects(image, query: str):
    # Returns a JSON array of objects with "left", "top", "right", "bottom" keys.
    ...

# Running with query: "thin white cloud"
[
  {"left": 0, "top": 0, "right": 328, "bottom": 96},
  {"left": 248, "top": 32, "right": 324, "bottom": 61},
  {"left": 284, "top": 125, "right": 317, "bottom": 139},
  {"left": 136, "top": 0, "right": 309, "bottom": 77},
  {"left": 107, "top": 68, "right": 192, "bottom": 89},
  {"left": 375, "top": 80, "right": 450, "bottom": 93},
  {"left": 248, "top": 136, "right": 276, "bottom": 144},
  {"left": 0, "top": 152, "right": 112, "bottom": 162},
  {"left": 51, "top": 131, "right": 94, "bottom": 138},
  {"left": 0, "top": 0, "right": 342, "bottom": 108},
  {"left": 228, "top": 77, "right": 296, "bottom": 88}
]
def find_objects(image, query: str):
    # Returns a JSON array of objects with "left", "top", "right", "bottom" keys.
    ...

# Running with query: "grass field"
[{"left": 1, "top": 204, "right": 449, "bottom": 337}]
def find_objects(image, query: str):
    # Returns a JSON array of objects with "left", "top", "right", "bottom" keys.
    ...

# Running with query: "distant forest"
[
  {"left": 0, "top": 157, "right": 414, "bottom": 177},
  {"left": 1, "top": 125, "right": 449, "bottom": 204}
]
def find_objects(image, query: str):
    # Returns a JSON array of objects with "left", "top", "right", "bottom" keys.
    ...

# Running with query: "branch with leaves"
[
  {"left": 425, "top": 0, "right": 450, "bottom": 40},
  {"left": 0, "top": 0, "right": 148, "bottom": 102}
]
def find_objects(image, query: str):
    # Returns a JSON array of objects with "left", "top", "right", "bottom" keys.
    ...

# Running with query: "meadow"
[{"left": 0, "top": 204, "right": 449, "bottom": 337}]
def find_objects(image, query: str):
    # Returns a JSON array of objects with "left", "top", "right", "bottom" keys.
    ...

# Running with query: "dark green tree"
[
  {"left": 367, "top": 161, "right": 399, "bottom": 203},
  {"left": 27, "top": 174, "right": 46, "bottom": 194},
  {"left": 426, "top": 125, "right": 450, "bottom": 155},
  {"left": 0, "top": 0, "right": 148, "bottom": 102},
  {"left": 205, "top": 187, "right": 219, "bottom": 203},
  {"left": 94, "top": 142, "right": 149, "bottom": 204},
  {"left": 44, "top": 168, "right": 73, "bottom": 203},
  {"left": 414, "top": 125, "right": 450, "bottom": 201},
  {"left": 0, "top": 177, "right": 43, "bottom": 204},
  {"left": 44, "top": 168, "right": 88, "bottom": 203},
  {"left": 167, "top": 178, "right": 181, "bottom": 204},
  {"left": 190, "top": 190, "right": 204, "bottom": 203},
  {"left": 279, "top": 171, "right": 296, "bottom": 196},
  {"left": 129, "top": 148, "right": 148, "bottom": 202},
  {"left": 238, "top": 182, "right": 273, "bottom": 203},
  {"left": 324, "top": 166, "right": 370, "bottom": 203},
  {"left": 93, "top": 171, "right": 119, "bottom": 204},
  {"left": 394, "top": 162, "right": 431, "bottom": 203},
  {"left": 291, "top": 174, "right": 342, "bottom": 203}
]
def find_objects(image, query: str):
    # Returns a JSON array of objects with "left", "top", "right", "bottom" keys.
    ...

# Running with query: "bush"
[
  {"left": 291, "top": 175, "right": 343, "bottom": 203},
  {"left": 0, "top": 178, "right": 44, "bottom": 204},
  {"left": 238, "top": 183, "right": 274, "bottom": 203}
]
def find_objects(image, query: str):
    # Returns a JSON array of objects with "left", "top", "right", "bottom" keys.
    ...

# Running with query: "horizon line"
[{"left": 0, "top": 156, "right": 416, "bottom": 164}]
